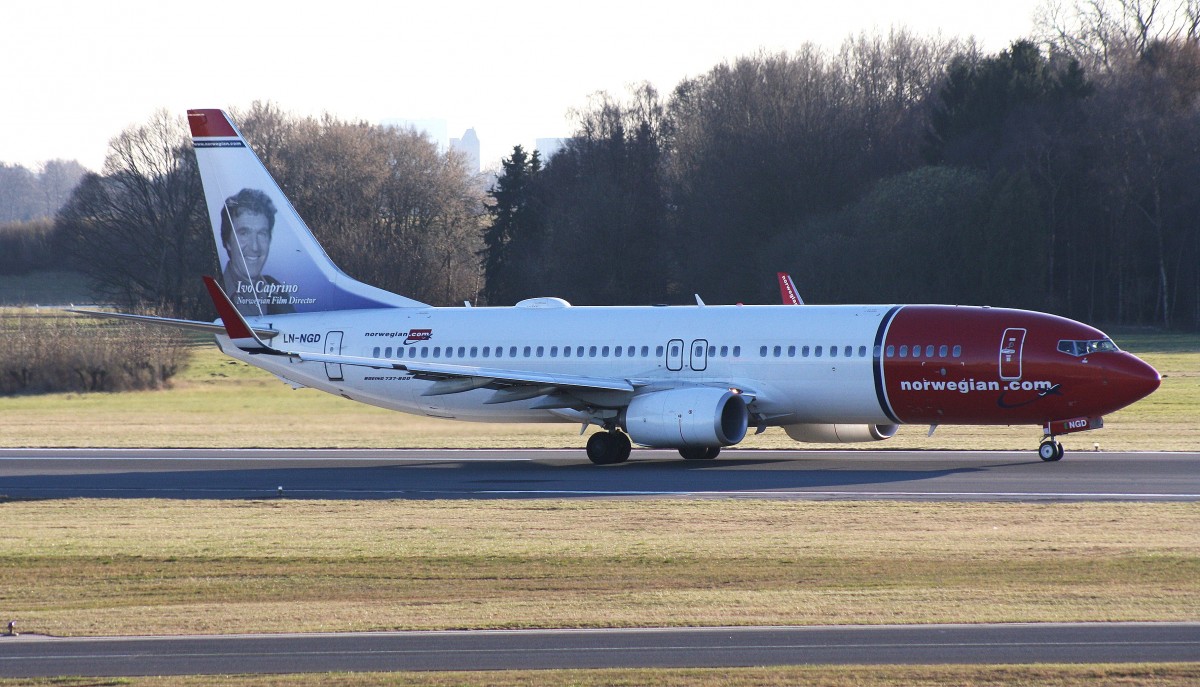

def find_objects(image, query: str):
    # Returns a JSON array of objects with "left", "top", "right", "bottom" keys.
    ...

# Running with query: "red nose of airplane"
[{"left": 1105, "top": 353, "right": 1161, "bottom": 409}]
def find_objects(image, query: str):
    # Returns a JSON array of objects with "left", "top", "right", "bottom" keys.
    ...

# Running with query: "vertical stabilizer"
[{"left": 188, "top": 109, "right": 428, "bottom": 315}]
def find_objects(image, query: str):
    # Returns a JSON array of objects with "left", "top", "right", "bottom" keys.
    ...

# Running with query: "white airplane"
[{"left": 75, "top": 109, "right": 1162, "bottom": 464}]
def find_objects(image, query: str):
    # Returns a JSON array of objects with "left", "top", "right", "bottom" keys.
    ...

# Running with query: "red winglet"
[
  {"left": 203, "top": 276, "right": 258, "bottom": 343},
  {"left": 777, "top": 272, "right": 802, "bottom": 305},
  {"left": 187, "top": 109, "right": 237, "bottom": 138}
]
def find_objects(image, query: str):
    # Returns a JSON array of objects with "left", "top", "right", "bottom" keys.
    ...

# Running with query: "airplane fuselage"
[{"left": 224, "top": 303, "right": 1158, "bottom": 433}]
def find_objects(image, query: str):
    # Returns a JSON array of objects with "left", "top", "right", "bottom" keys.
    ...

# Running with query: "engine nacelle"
[
  {"left": 623, "top": 388, "right": 749, "bottom": 448},
  {"left": 783, "top": 423, "right": 899, "bottom": 443}
]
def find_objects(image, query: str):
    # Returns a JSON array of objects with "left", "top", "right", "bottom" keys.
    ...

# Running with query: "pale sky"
[{"left": 4, "top": 0, "right": 1045, "bottom": 173}]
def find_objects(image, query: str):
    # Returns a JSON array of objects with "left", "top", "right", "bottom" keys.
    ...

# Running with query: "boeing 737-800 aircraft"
[{"left": 75, "top": 109, "right": 1161, "bottom": 464}]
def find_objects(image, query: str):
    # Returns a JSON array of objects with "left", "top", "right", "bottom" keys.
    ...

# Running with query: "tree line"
[{"left": 482, "top": 1, "right": 1200, "bottom": 330}]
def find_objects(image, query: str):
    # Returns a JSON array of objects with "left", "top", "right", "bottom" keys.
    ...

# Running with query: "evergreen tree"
[{"left": 481, "top": 145, "right": 541, "bottom": 305}]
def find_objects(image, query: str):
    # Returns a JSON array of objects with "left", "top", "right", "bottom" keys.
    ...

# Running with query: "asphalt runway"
[
  {"left": 2, "top": 623, "right": 1199, "bottom": 677},
  {"left": 1, "top": 448, "right": 1199, "bottom": 501}
]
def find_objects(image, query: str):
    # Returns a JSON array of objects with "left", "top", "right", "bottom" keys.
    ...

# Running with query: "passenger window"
[
  {"left": 773, "top": 345, "right": 782, "bottom": 357},
  {"left": 628, "top": 346, "right": 635, "bottom": 357},
  {"left": 926, "top": 345, "right": 935, "bottom": 358},
  {"left": 953, "top": 345, "right": 962, "bottom": 358},
  {"left": 860, "top": 346, "right": 868, "bottom": 357},
  {"left": 445, "top": 347, "right": 454, "bottom": 359},
  {"left": 421, "top": 346, "right": 429, "bottom": 357},
  {"left": 600, "top": 346, "right": 608, "bottom": 357},
  {"left": 886, "top": 345, "right": 894, "bottom": 357},
  {"left": 482, "top": 347, "right": 490, "bottom": 358},
  {"left": 733, "top": 346, "right": 741, "bottom": 357},
  {"left": 536, "top": 346, "right": 544, "bottom": 357},
  {"left": 509, "top": 346, "right": 517, "bottom": 357},
  {"left": 373, "top": 347, "right": 380, "bottom": 358},
  {"left": 788, "top": 345, "right": 796, "bottom": 357},
  {"left": 720, "top": 345, "right": 728, "bottom": 357},
  {"left": 381, "top": 346, "right": 389, "bottom": 358},
  {"left": 815, "top": 346, "right": 823, "bottom": 357},
  {"left": 523, "top": 346, "right": 532, "bottom": 357},
  {"left": 696, "top": 345, "right": 705, "bottom": 357},
  {"left": 938, "top": 345, "right": 947, "bottom": 357},
  {"left": 589, "top": 346, "right": 598, "bottom": 357},
  {"left": 830, "top": 346, "right": 838, "bottom": 358},
  {"left": 433, "top": 347, "right": 441, "bottom": 358},
  {"left": 577, "top": 346, "right": 585, "bottom": 357},
  {"left": 845, "top": 346, "right": 852, "bottom": 357},
  {"left": 563, "top": 346, "right": 571, "bottom": 357},
  {"left": 760, "top": 346, "right": 768, "bottom": 357},
  {"left": 899, "top": 345, "right": 908, "bottom": 357},
  {"left": 641, "top": 346, "right": 649, "bottom": 357},
  {"left": 656, "top": 345, "right": 664, "bottom": 357},
  {"left": 470, "top": 347, "right": 478, "bottom": 357},
  {"left": 614, "top": 346, "right": 623, "bottom": 357},
  {"left": 709, "top": 345, "right": 717, "bottom": 357},
  {"left": 550, "top": 346, "right": 557, "bottom": 357},
  {"left": 456, "top": 347, "right": 464, "bottom": 357},
  {"left": 802, "top": 345, "right": 810, "bottom": 357}
]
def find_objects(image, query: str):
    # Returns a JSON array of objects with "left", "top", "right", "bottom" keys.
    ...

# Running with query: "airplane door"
[
  {"left": 690, "top": 339, "right": 708, "bottom": 371},
  {"left": 666, "top": 339, "right": 684, "bottom": 371},
  {"left": 999, "top": 328, "right": 1026, "bottom": 380},
  {"left": 324, "top": 331, "right": 344, "bottom": 381}
]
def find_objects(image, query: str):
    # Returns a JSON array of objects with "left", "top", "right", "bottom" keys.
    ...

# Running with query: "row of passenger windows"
[
  {"left": 370, "top": 343, "right": 964, "bottom": 361},
  {"left": 886, "top": 344, "right": 963, "bottom": 359},
  {"left": 757, "top": 344, "right": 963, "bottom": 359},
  {"left": 373, "top": 344, "right": 675, "bottom": 360}
]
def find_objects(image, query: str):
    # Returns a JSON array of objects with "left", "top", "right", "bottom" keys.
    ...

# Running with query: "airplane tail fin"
[{"left": 188, "top": 109, "right": 429, "bottom": 316}]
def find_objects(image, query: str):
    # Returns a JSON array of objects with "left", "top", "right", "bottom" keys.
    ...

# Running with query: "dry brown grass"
[
  {"left": 1, "top": 500, "right": 1196, "bottom": 637},
  {"left": 6, "top": 664, "right": 1200, "bottom": 686}
]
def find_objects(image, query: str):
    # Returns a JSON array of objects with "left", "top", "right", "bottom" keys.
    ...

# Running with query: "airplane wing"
[
  {"left": 68, "top": 307, "right": 279, "bottom": 339},
  {"left": 201, "top": 276, "right": 636, "bottom": 400}
]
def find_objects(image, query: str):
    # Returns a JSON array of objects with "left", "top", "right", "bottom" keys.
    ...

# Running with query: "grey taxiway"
[{"left": 0, "top": 448, "right": 1198, "bottom": 501}]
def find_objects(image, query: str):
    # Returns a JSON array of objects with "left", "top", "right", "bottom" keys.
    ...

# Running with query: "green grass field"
[{"left": 0, "top": 323, "right": 1196, "bottom": 451}]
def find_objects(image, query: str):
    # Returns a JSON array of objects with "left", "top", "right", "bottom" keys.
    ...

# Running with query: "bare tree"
[
  {"left": 1037, "top": 0, "right": 1200, "bottom": 71},
  {"left": 56, "top": 110, "right": 211, "bottom": 316}
]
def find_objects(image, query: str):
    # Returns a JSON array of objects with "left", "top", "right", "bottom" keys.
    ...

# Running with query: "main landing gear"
[
  {"left": 586, "top": 430, "right": 632, "bottom": 465},
  {"left": 1038, "top": 439, "right": 1065, "bottom": 462}
]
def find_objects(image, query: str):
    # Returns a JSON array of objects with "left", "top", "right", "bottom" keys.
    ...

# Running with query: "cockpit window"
[{"left": 1057, "top": 338, "right": 1119, "bottom": 356}]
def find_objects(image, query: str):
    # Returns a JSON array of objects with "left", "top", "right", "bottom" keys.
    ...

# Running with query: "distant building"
[
  {"left": 536, "top": 137, "right": 567, "bottom": 161},
  {"left": 450, "top": 128, "right": 480, "bottom": 173}
]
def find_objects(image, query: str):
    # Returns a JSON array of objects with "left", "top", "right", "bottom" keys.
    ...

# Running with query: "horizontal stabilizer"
[{"left": 68, "top": 307, "right": 278, "bottom": 339}]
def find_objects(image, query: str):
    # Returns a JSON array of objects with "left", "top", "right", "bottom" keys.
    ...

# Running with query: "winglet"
[
  {"left": 203, "top": 276, "right": 274, "bottom": 352},
  {"left": 777, "top": 272, "right": 804, "bottom": 305}
]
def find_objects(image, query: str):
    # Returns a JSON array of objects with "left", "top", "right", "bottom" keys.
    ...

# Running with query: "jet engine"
[
  {"left": 622, "top": 388, "right": 749, "bottom": 448},
  {"left": 783, "top": 423, "right": 899, "bottom": 443}
]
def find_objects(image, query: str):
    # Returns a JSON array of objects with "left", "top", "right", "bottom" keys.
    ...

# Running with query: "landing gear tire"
[
  {"left": 587, "top": 431, "right": 631, "bottom": 465},
  {"left": 1039, "top": 440, "right": 1064, "bottom": 462},
  {"left": 679, "top": 446, "right": 721, "bottom": 460}
]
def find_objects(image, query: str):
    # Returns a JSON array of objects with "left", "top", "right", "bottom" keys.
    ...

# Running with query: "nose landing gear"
[{"left": 1038, "top": 439, "right": 1064, "bottom": 462}]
